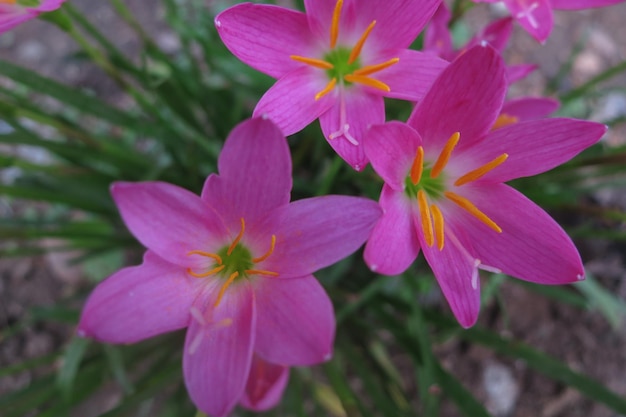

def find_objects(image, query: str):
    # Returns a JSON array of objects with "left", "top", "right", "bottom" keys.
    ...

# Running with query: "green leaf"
[
  {"left": 576, "top": 274, "right": 626, "bottom": 329},
  {"left": 56, "top": 337, "right": 90, "bottom": 400}
]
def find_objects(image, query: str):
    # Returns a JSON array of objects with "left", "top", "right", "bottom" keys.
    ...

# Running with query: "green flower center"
[{"left": 323, "top": 47, "right": 362, "bottom": 85}]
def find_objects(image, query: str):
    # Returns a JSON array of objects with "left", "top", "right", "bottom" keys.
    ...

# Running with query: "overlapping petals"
[{"left": 0, "top": 0, "right": 65, "bottom": 34}]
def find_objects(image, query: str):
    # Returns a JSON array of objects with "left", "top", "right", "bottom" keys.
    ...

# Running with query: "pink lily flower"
[
  {"left": 473, "top": 0, "right": 626, "bottom": 43},
  {"left": 215, "top": 0, "right": 447, "bottom": 171},
  {"left": 0, "top": 0, "right": 65, "bottom": 33},
  {"left": 492, "top": 96, "right": 559, "bottom": 130},
  {"left": 424, "top": 3, "right": 535, "bottom": 83},
  {"left": 363, "top": 45, "right": 606, "bottom": 328},
  {"left": 78, "top": 118, "right": 381, "bottom": 416}
]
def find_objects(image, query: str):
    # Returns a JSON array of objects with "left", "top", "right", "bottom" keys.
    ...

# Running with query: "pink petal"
[
  {"left": 424, "top": 3, "right": 453, "bottom": 57},
  {"left": 475, "top": 17, "right": 513, "bottom": 52},
  {"left": 356, "top": 0, "right": 442, "bottom": 49},
  {"left": 319, "top": 88, "right": 385, "bottom": 171},
  {"left": 201, "top": 118, "right": 292, "bottom": 227},
  {"left": 36, "top": 0, "right": 66, "bottom": 11},
  {"left": 77, "top": 251, "right": 195, "bottom": 344},
  {"left": 259, "top": 195, "right": 381, "bottom": 278},
  {"left": 111, "top": 181, "right": 229, "bottom": 267},
  {"left": 505, "top": 0, "right": 553, "bottom": 43},
  {"left": 551, "top": 0, "right": 625, "bottom": 9},
  {"left": 0, "top": 12, "right": 32, "bottom": 33},
  {"left": 184, "top": 282, "right": 256, "bottom": 417},
  {"left": 215, "top": 3, "right": 315, "bottom": 79},
  {"left": 364, "top": 184, "right": 420, "bottom": 275},
  {"left": 506, "top": 63, "right": 537, "bottom": 84},
  {"left": 253, "top": 67, "right": 336, "bottom": 137},
  {"left": 374, "top": 49, "right": 448, "bottom": 101},
  {"left": 364, "top": 121, "right": 422, "bottom": 191},
  {"left": 240, "top": 355, "right": 289, "bottom": 412},
  {"left": 455, "top": 184, "right": 584, "bottom": 284},
  {"left": 254, "top": 275, "right": 335, "bottom": 365},
  {"left": 457, "top": 118, "right": 606, "bottom": 183},
  {"left": 408, "top": 45, "right": 506, "bottom": 155},
  {"left": 304, "top": 0, "right": 357, "bottom": 44},
  {"left": 500, "top": 97, "right": 559, "bottom": 122},
  {"left": 418, "top": 215, "right": 481, "bottom": 328}
]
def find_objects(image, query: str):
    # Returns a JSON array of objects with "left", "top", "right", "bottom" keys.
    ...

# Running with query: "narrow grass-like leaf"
[{"left": 56, "top": 337, "right": 91, "bottom": 400}]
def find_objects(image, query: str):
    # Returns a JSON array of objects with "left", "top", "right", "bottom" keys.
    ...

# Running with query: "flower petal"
[
  {"left": 201, "top": 118, "right": 292, "bottom": 226},
  {"left": 240, "top": 356, "right": 289, "bottom": 412},
  {"left": 215, "top": 3, "right": 315, "bottom": 79},
  {"left": 505, "top": 0, "right": 552, "bottom": 43},
  {"left": 456, "top": 184, "right": 584, "bottom": 284},
  {"left": 374, "top": 49, "right": 448, "bottom": 101},
  {"left": 78, "top": 251, "right": 195, "bottom": 344},
  {"left": 111, "top": 181, "right": 229, "bottom": 267},
  {"left": 408, "top": 45, "right": 506, "bottom": 155},
  {"left": 364, "top": 184, "right": 420, "bottom": 275},
  {"left": 0, "top": 12, "right": 32, "bottom": 33},
  {"left": 364, "top": 121, "right": 422, "bottom": 191},
  {"left": 253, "top": 67, "right": 336, "bottom": 137},
  {"left": 506, "top": 63, "right": 537, "bottom": 84},
  {"left": 551, "top": 0, "right": 624, "bottom": 9},
  {"left": 457, "top": 118, "right": 606, "bottom": 183},
  {"left": 319, "top": 89, "right": 385, "bottom": 170},
  {"left": 254, "top": 275, "right": 335, "bottom": 365},
  {"left": 183, "top": 281, "right": 256, "bottom": 417},
  {"left": 357, "top": 0, "right": 442, "bottom": 49},
  {"left": 260, "top": 195, "right": 381, "bottom": 278},
  {"left": 475, "top": 17, "right": 513, "bottom": 52},
  {"left": 304, "top": 0, "right": 357, "bottom": 44},
  {"left": 499, "top": 97, "right": 559, "bottom": 122},
  {"left": 418, "top": 216, "right": 481, "bottom": 328}
]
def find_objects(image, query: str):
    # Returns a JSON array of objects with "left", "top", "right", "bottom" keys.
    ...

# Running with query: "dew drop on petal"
[{"left": 216, "top": 20, "right": 222, "bottom": 28}]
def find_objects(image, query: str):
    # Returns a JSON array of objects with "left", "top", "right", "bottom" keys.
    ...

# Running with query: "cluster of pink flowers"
[{"left": 72, "top": 0, "right": 620, "bottom": 416}]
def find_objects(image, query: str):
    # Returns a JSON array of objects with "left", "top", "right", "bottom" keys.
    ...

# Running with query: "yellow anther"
[
  {"left": 353, "top": 57, "right": 400, "bottom": 77},
  {"left": 252, "top": 235, "right": 276, "bottom": 263},
  {"left": 227, "top": 218, "right": 245, "bottom": 256},
  {"left": 454, "top": 153, "right": 509, "bottom": 186},
  {"left": 348, "top": 20, "right": 376, "bottom": 64},
  {"left": 491, "top": 113, "right": 519, "bottom": 131},
  {"left": 315, "top": 77, "right": 337, "bottom": 100},
  {"left": 343, "top": 74, "right": 390, "bottom": 92},
  {"left": 410, "top": 146, "right": 424, "bottom": 185},
  {"left": 330, "top": 0, "right": 343, "bottom": 48},
  {"left": 186, "top": 250, "right": 222, "bottom": 265},
  {"left": 187, "top": 264, "right": 226, "bottom": 278},
  {"left": 245, "top": 269, "right": 279, "bottom": 277},
  {"left": 290, "top": 55, "right": 334, "bottom": 70},
  {"left": 444, "top": 191, "right": 502, "bottom": 233},
  {"left": 431, "top": 204, "right": 445, "bottom": 251},
  {"left": 417, "top": 190, "right": 434, "bottom": 247},
  {"left": 431, "top": 131, "right": 460, "bottom": 179},
  {"left": 214, "top": 271, "right": 239, "bottom": 308},
  {"left": 0, "top": 0, "right": 16, "bottom": 3}
]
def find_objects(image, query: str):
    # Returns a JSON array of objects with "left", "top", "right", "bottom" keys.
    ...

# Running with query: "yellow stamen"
[
  {"left": 245, "top": 269, "right": 279, "bottom": 277},
  {"left": 214, "top": 271, "right": 239, "bottom": 308},
  {"left": 444, "top": 191, "right": 502, "bottom": 233},
  {"left": 348, "top": 20, "right": 376, "bottom": 64},
  {"left": 417, "top": 190, "right": 434, "bottom": 247},
  {"left": 187, "top": 264, "right": 226, "bottom": 278},
  {"left": 0, "top": 0, "right": 16, "bottom": 3},
  {"left": 431, "top": 204, "right": 445, "bottom": 251},
  {"left": 343, "top": 74, "right": 390, "bottom": 92},
  {"left": 252, "top": 235, "right": 276, "bottom": 263},
  {"left": 290, "top": 55, "right": 334, "bottom": 70},
  {"left": 454, "top": 153, "right": 509, "bottom": 186},
  {"left": 315, "top": 77, "right": 337, "bottom": 100},
  {"left": 330, "top": 0, "right": 343, "bottom": 48},
  {"left": 227, "top": 218, "right": 245, "bottom": 256},
  {"left": 186, "top": 250, "right": 222, "bottom": 265},
  {"left": 431, "top": 132, "right": 460, "bottom": 179},
  {"left": 491, "top": 113, "right": 519, "bottom": 131},
  {"left": 353, "top": 57, "right": 400, "bottom": 77},
  {"left": 410, "top": 146, "right": 424, "bottom": 185}
]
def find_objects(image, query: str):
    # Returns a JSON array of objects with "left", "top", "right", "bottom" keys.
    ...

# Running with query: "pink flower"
[
  {"left": 424, "top": 3, "right": 535, "bottom": 83},
  {"left": 78, "top": 118, "right": 381, "bottom": 416},
  {"left": 0, "top": 0, "right": 65, "bottom": 33},
  {"left": 492, "top": 96, "right": 559, "bottom": 130},
  {"left": 473, "top": 0, "right": 626, "bottom": 43},
  {"left": 363, "top": 45, "right": 606, "bottom": 328},
  {"left": 215, "top": 0, "right": 447, "bottom": 170}
]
